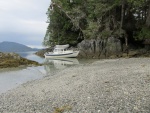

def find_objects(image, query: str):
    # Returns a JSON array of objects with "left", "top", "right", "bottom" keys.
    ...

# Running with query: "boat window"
[{"left": 54, "top": 48, "right": 65, "bottom": 53}]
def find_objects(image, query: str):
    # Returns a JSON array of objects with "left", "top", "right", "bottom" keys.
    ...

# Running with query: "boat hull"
[{"left": 44, "top": 51, "right": 79, "bottom": 58}]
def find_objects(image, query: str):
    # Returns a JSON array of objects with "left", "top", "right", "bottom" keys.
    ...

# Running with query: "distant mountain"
[{"left": 0, "top": 41, "right": 40, "bottom": 52}]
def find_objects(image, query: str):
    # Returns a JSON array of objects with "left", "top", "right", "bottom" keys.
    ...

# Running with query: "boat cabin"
[{"left": 53, "top": 44, "right": 73, "bottom": 54}]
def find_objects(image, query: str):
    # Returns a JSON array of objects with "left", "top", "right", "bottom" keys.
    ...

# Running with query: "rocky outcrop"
[
  {"left": 0, "top": 52, "right": 40, "bottom": 68},
  {"left": 78, "top": 37, "right": 122, "bottom": 58},
  {"left": 35, "top": 47, "right": 53, "bottom": 57}
]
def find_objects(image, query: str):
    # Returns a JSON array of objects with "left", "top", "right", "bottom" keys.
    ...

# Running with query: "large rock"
[{"left": 78, "top": 37, "right": 122, "bottom": 58}]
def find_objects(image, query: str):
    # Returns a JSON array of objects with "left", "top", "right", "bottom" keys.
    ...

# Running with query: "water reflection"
[
  {"left": 0, "top": 53, "right": 97, "bottom": 94},
  {"left": 17, "top": 51, "right": 44, "bottom": 63},
  {"left": 0, "top": 51, "right": 86, "bottom": 94},
  {"left": 0, "top": 66, "right": 45, "bottom": 94},
  {"left": 44, "top": 58, "right": 79, "bottom": 75}
]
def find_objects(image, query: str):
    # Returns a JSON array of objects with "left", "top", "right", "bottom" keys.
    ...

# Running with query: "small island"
[{"left": 0, "top": 52, "right": 40, "bottom": 68}]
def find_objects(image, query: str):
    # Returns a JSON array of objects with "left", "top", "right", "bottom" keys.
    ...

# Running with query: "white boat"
[{"left": 44, "top": 44, "right": 79, "bottom": 58}]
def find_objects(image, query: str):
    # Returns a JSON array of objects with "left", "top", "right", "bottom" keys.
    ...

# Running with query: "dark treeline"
[{"left": 43, "top": 0, "right": 150, "bottom": 49}]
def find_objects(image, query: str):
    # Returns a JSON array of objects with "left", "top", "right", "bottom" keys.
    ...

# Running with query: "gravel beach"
[{"left": 0, "top": 58, "right": 150, "bottom": 113}]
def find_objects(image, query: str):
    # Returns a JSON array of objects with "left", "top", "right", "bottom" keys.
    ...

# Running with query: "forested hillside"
[
  {"left": 0, "top": 41, "right": 39, "bottom": 52},
  {"left": 43, "top": 0, "right": 150, "bottom": 58}
]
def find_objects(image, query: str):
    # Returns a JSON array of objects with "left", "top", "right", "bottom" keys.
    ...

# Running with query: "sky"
[{"left": 0, "top": 0, "right": 50, "bottom": 48}]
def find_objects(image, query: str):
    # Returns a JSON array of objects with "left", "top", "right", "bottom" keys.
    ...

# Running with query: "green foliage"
[
  {"left": 43, "top": 1, "right": 80, "bottom": 46},
  {"left": 127, "top": 0, "right": 145, "bottom": 7},
  {"left": 101, "top": 30, "right": 112, "bottom": 38},
  {"left": 82, "top": 22, "right": 99, "bottom": 39},
  {"left": 43, "top": 0, "right": 150, "bottom": 46},
  {"left": 44, "top": 0, "right": 121, "bottom": 46},
  {"left": 135, "top": 26, "right": 150, "bottom": 40}
]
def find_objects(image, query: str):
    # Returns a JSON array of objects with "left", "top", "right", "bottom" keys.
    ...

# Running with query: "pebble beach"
[{"left": 0, "top": 58, "right": 150, "bottom": 113}]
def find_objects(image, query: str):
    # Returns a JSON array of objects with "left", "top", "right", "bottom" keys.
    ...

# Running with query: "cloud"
[{"left": 0, "top": 0, "right": 50, "bottom": 47}]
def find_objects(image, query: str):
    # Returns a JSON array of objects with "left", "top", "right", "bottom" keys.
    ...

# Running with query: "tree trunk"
[
  {"left": 125, "top": 34, "right": 129, "bottom": 56},
  {"left": 146, "top": 3, "right": 150, "bottom": 27},
  {"left": 120, "top": 0, "right": 125, "bottom": 29},
  {"left": 120, "top": 0, "right": 128, "bottom": 56}
]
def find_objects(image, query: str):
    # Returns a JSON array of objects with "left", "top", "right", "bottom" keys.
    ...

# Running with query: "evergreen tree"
[{"left": 43, "top": 0, "right": 150, "bottom": 47}]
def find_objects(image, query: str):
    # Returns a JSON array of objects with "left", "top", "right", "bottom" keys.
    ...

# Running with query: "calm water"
[
  {"left": 0, "top": 51, "right": 95, "bottom": 94},
  {"left": 17, "top": 51, "right": 44, "bottom": 63}
]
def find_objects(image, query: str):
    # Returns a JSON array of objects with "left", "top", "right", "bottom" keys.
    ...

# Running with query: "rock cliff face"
[{"left": 78, "top": 37, "right": 122, "bottom": 58}]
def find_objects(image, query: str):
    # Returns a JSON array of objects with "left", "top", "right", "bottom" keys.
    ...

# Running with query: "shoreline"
[
  {"left": 0, "top": 58, "right": 150, "bottom": 112},
  {"left": 0, "top": 66, "right": 46, "bottom": 94}
]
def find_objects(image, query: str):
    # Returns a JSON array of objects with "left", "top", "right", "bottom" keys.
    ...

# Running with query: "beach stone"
[{"left": 0, "top": 58, "right": 150, "bottom": 112}]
